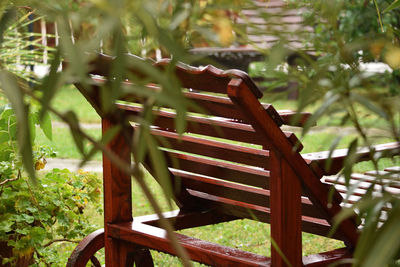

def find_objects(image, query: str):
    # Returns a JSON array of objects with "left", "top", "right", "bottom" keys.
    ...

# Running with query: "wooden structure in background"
[
  {"left": 190, "top": 0, "right": 312, "bottom": 72},
  {"left": 67, "top": 54, "right": 399, "bottom": 266}
]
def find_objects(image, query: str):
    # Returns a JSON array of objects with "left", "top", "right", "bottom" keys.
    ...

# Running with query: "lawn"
[
  {"left": 49, "top": 85, "right": 100, "bottom": 123},
  {"left": 36, "top": 126, "right": 102, "bottom": 160}
]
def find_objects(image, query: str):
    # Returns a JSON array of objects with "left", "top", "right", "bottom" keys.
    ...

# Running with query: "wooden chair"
[{"left": 66, "top": 53, "right": 400, "bottom": 267}]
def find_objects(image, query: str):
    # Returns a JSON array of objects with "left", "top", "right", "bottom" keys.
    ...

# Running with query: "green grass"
[
  {"left": 50, "top": 85, "right": 100, "bottom": 123},
  {"left": 35, "top": 126, "right": 102, "bottom": 160},
  {"left": 0, "top": 85, "right": 100, "bottom": 124}
]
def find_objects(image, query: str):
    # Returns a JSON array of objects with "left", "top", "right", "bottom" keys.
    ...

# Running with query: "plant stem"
[
  {"left": 373, "top": 0, "right": 385, "bottom": 32},
  {"left": 0, "top": 175, "right": 19, "bottom": 186},
  {"left": 43, "top": 238, "right": 79, "bottom": 248}
]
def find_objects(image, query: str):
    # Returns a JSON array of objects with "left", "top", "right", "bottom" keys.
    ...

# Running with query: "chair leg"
[
  {"left": 105, "top": 237, "right": 154, "bottom": 267},
  {"left": 131, "top": 248, "right": 154, "bottom": 267},
  {"left": 67, "top": 229, "right": 105, "bottom": 267}
]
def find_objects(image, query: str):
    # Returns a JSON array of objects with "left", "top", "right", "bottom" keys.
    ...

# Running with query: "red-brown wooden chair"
[{"left": 66, "top": 53, "right": 400, "bottom": 267}]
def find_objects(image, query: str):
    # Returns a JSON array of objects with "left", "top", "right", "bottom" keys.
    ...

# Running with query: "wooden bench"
[{"left": 66, "top": 53, "right": 399, "bottom": 267}]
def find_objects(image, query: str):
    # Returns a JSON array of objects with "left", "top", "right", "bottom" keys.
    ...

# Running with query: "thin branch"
[
  {"left": 0, "top": 176, "right": 19, "bottom": 186},
  {"left": 43, "top": 238, "right": 80, "bottom": 248}
]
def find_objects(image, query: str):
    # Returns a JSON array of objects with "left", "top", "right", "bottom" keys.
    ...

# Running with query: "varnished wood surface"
[{"left": 67, "top": 229, "right": 104, "bottom": 267}]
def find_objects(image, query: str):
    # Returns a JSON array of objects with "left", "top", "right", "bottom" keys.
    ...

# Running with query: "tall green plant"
[
  {"left": 274, "top": 1, "right": 400, "bottom": 266},
  {"left": 0, "top": 4, "right": 103, "bottom": 265}
]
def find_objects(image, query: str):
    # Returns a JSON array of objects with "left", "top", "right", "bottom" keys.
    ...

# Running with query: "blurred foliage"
[
  {"left": 0, "top": 0, "right": 399, "bottom": 266},
  {"left": 274, "top": 1, "right": 400, "bottom": 266}
]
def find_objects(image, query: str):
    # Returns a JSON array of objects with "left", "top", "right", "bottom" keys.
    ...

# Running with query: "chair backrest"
[{"left": 75, "top": 53, "right": 359, "bottom": 249}]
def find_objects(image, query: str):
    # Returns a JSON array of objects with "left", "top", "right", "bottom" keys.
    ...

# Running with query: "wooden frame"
[{"left": 67, "top": 53, "right": 399, "bottom": 267}]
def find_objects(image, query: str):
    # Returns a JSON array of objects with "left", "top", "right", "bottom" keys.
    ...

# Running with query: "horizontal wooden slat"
[
  {"left": 385, "top": 166, "right": 400, "bottom": 173},
  {"left": 253, "top": 0, "right": 286, "bottom": 8},
  {"left": 120, "top": 104, "right": 303, "bottom": 150},
  {"left": 172, "top": 169, "right": 326, "bottom": 219},
  {"left": 246, "top": 25, "right": 313, "bottom": 35},
  {"left": 364, "top": 170, "right": 400, "bottom": 179},
  {"left": 149, "top": 127, "right": 270, "bottom": 169},
  {"left": 304, "top": 142, "right": 400, "bottom": 175},
  {"left": 242, "top": 8, "right": 308, "bottom": 17},
  {"left": 165, "top": 151, "right": 269, "bottom": 188},
  {"left": 324, "top": 173, "right": 399, "bottom": 221},
  {"left": 187, "top": 190, "right": 347, "bottom": 241},
  {"left": 237, "top": 16, "right": 303, "bottom": 25},
  {"left": 352, "top": 173, "right": 400, "bottom": 189},
  {"left": 134, "top": 209, "right": 237, "bottom": 230},
  {"left": 325, "top": 174, "right": 400, "bottom": 192},
  {"left": 109, "top": 222, "right": 271, "bottom": 266}
]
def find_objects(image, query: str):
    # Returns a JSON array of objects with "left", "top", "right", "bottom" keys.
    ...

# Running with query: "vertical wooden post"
[
  {"left": 270, "top": 149, "right": 303, "bottom": 267},
  {"left": 102, "top": 118, "right": 132, "bottom": 266}
]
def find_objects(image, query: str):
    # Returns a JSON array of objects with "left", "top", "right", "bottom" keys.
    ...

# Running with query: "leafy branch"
[{"left": 0, "top": 172, "right": 20, "bottom": 186}]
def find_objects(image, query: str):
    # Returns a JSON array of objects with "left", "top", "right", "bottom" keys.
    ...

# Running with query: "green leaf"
[
  {"left": 302, "top": 91, "right": 340, "bottom": 135},
  {"left": 39, "top": 111, "right": 52, "bottom": 141},
  {"left": 361, "top": 202, "right": 400, "bottom": 267},
  {"left": 350, "top": 92, "right": 388, "bottom": 120},
  {"left": 343, "top": 138, "right": 359, "bottom": 186},
  {"left": 16, "top": 214, "right": 34, "bottom": 224},
  {"left": 64, "top": 111, "right": 84, "bottom": 154},
  {"left": 57, "top": 17, "right": 88, "bottom": 85},
  {"left": 169, "top": 5, "right": 191, "bottom": 30},
  {"left": 39, "top": 48, "right": 61, "bottom": 123},
  {"left": 0, "top": 71, "right": 36, "bottom": 182},
  {"left": 28, "top": 111, "right": 37, "bottom": 142},
  {"left": 0, "top": 216, "right": 14, "bottom": 233},
  {"left": 81, "top": 124, "right": 121, "bottom": 165},
  {"left": 0, "top": 130, "right": 9, "bottom": 143},
  {"left": 146, "top": 131, "right": 174, "bottom": 209},
  {"left": 15, "top": 228, "right": 29, "bottom": 235},
  {"left": 383, "top": 0, "right": 400, "bottom": 13},
  {"left": 0, "top": 7, "right": 16, "bottom": 45}
]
